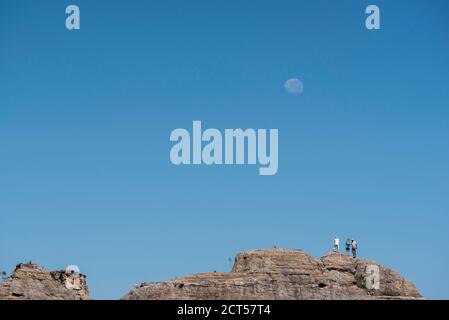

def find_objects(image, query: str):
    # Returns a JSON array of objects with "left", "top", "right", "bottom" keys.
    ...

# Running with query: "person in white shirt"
[
  {"left": 333, "top": 236, "right": 340, "bottom": 252},
  {"left": 351, "top": 240, "right": 358, "bottom": 258}
]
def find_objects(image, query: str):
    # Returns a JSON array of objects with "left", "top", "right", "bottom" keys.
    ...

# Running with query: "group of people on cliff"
[{"left": 333, "top": 237, "right": 357, "bottom": 258}]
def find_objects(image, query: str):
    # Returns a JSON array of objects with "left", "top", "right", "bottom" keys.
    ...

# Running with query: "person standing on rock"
[
  {"left": 333, "top": 236, "right": 340, "bottom": 252},
  {"left": 345, "top": 238, "right": 351, "bottom": 256},
  {"left": 351, "top": 239, "right": 357, "bottom": 258}
]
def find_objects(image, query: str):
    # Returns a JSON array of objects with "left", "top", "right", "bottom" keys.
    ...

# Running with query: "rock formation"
[
  {"left": 0, "top": 263, "right": 90, "bottom": 300},
  {"left": 122, "top": 248, "right": 422, "bottom": 300},
  {"left": 0, "top": 249, "right": 422, "bottom": 300}
]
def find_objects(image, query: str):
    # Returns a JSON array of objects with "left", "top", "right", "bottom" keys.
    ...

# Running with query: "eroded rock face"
[
  {"left": 0, "top": 263, "right": 90, "bottom": 300},
  {"left": 122, "top": 249, "right": 422, "bottom": 300}
]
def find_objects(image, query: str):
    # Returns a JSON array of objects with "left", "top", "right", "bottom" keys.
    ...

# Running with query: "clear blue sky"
[{"left": 1, "top": 0, "right": 448, "bottom": 299}]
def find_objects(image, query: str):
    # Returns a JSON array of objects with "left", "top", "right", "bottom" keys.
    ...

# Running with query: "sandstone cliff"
[
  {"left": 0, "top": 249, "right": 422, "bottom": 300},
  {"left": 122, "top": 249, "right": 422, "bottom": 300},
  {"left": 0, "top": 263, "right": 90, "bottom": 300}
]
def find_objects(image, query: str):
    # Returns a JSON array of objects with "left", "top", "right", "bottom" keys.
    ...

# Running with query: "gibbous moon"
[{"left": 284, "top": 78, "right": 304, "bottom": 94}]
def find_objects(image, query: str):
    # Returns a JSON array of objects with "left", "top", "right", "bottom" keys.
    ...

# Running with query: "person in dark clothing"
[{"left": 345, "top": 239, "right": 351, "bottom": 256}]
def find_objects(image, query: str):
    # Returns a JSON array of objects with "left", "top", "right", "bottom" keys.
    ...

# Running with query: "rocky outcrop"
[
  {"left": 0, "top": 249, "right": 422, "bottom": 300},
  {"left": 122, "top": 249, "right": 422, "bottom": 300},
  {"left": 0, "top": 263, "right": 90, "bottom": 300}
]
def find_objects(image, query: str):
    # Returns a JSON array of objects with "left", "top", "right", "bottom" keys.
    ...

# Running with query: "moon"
[{"left": 284, "top": 78, "right": 304, "bottom": 94}]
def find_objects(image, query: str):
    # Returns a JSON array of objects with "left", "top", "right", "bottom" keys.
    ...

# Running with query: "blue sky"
[{"left": 1, "top": 0, "right": 448, "bottom": 299}]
